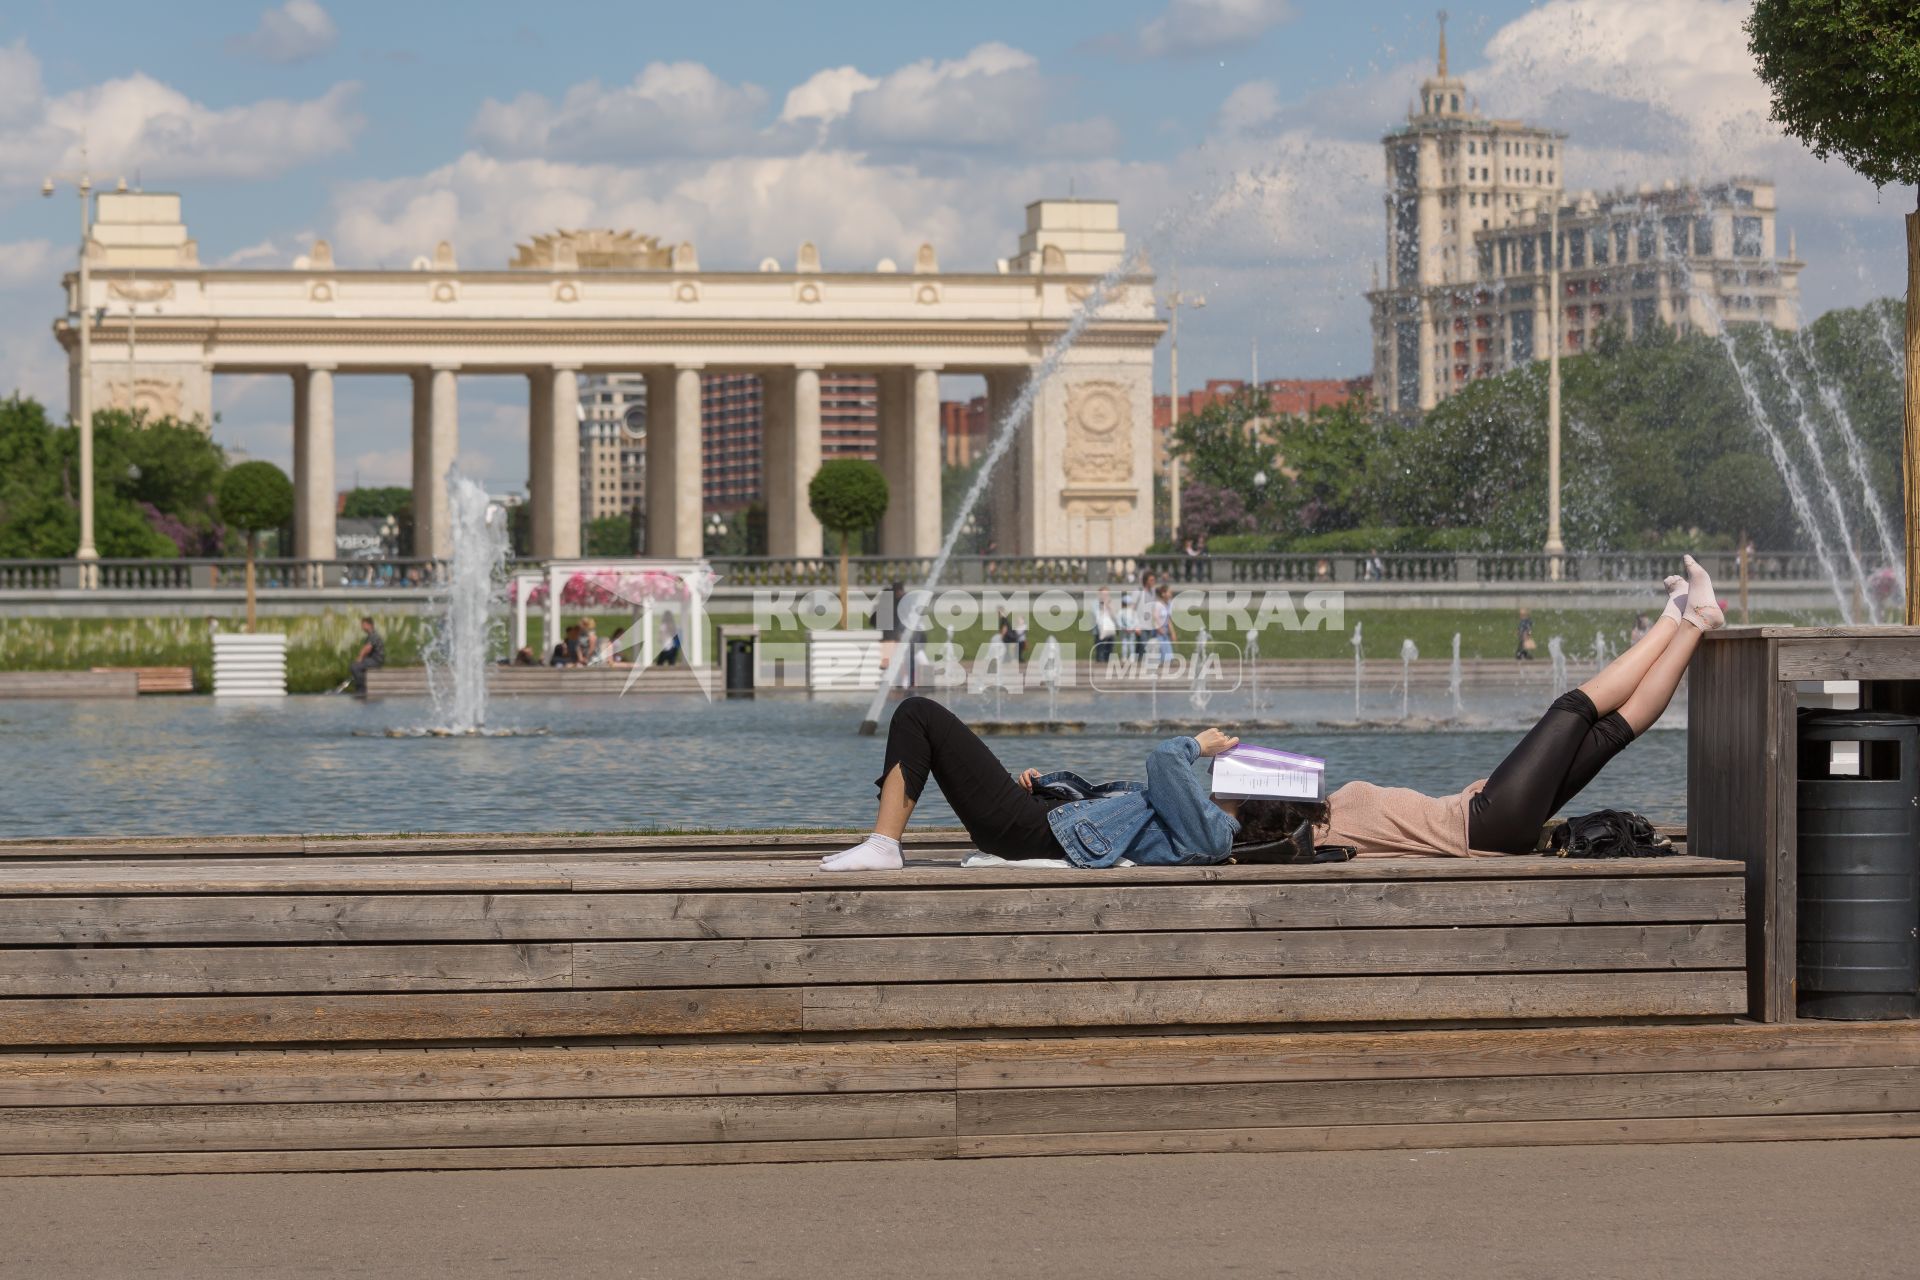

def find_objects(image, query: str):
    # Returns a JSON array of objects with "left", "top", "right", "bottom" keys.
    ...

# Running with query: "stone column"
[
  {"left": 876, "top": 369, "right": 911, "bottom": 553},
  {"left": 990, "top": 364, "right": 1036, "bottom": 556},
  {"left": 550, "top": 367, "right": 582, "bottom": 558},
  {"left": 292, "top": 365, "right": 336, "bottom": 564},
  {"left": 645, "top": 365, "right": 704, "bottom": 558},
  {"left": 526, "top": 371, "right": 553, "bottom": 555},
  {"left": 763, "top": 367, "right": 825, "bottom": 558},
  {"left": 909, "top": 366, "right": 942, "bottom": 557},
  {"left": 413, "top": 366, "right": 459, "bottom": 560}
]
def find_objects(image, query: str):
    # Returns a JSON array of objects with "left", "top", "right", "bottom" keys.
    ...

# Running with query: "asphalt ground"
[{"left": 4, "top": 1140, "right": 1914, "bottom": 1279}]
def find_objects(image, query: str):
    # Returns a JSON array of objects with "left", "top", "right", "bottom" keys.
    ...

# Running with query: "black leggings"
[
  {"left": 1466, "top": 689, "right": 1637, "bottom": 853},
  {"left": 880, "top": 697, "right": 1065, "bottom": 859}
]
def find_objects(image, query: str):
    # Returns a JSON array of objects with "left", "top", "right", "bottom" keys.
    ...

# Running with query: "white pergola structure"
[
  {"left": 512, "top": 558, "right": 714, "bottom": 669},
  {"left": 56, "top": 194, "right": 1165, "bottom": 562}
]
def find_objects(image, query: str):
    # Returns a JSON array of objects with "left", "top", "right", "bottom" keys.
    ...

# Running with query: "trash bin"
[
  {"left": 1797, "top": 709, "right": 1920, "bottom": 1020},
  {"left": 724, "top": 635, "right": 755, "bottom": 698}
]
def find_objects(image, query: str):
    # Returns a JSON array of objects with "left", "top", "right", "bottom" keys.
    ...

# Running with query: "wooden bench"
[
  {"left": 0, "top": 837, "right": 1898, "bottom": 1176},
  {"left": 90, "top": 666, "right": 195, "bottom": 694},
  {"left": 0, "top": 670, "right": 136, "bottom": 699}
]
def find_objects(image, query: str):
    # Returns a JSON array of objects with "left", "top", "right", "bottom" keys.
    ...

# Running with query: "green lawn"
[{"left": 0, "top": 603, "right": 1834, "bottom": 695}]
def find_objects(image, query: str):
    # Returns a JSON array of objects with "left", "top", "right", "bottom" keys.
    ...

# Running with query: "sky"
[{"left": 0, "top": 0, "right": 1911, "bottom": 493}]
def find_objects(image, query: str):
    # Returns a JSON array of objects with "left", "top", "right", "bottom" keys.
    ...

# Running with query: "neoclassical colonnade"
[{"left": 59, "top": 195, "right": 1164, "bottom": 561}]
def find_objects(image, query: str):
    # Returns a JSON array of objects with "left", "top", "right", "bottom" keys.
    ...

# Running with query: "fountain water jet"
[
  {"left": 1190, "top": 628, "right": 1213, "bottom": 713},
  {"left": 1448, "top": 633, "right": 1464, "bottom": 717},
  {"left": 1350, "top": 622, "right": 1364, "bottom": 720},
  {"left": 1399, "top": 638, "right": 1418, "bottom": 721},
  {"left": 421, "top": 473, "right": 509, "bottom": 735},
  {"left": 1547, "top": 635, "right": 1567, "bottom": 696}
]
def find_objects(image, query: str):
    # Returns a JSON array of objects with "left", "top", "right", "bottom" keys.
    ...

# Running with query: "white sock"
[
  {"left": 1659, "top": 575, "right": 1688, "bottom": 625},
  {"left": 1681, "top": 555, "right": 1725, "bottom": 630},
  {"left": 820, "top": 833, "right": 903, "bottom": 871}
]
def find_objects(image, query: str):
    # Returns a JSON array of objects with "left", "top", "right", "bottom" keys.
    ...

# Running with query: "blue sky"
[{"left": 1, "top": 0, "right": 1908, "bottom": 491}]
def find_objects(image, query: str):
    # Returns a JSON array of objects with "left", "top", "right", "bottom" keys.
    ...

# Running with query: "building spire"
[{"left": 1437, "top": 10, "right": 1449, "bottom": 78}]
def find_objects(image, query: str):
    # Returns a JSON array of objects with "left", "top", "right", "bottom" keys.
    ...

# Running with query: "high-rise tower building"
[{"left": 1367, "top": 17, "right": 1803, "bottom": 413}]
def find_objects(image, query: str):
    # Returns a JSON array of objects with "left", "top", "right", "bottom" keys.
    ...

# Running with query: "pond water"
[{"left": 0, "top": 691, "right": 1687, "bottom": 838}]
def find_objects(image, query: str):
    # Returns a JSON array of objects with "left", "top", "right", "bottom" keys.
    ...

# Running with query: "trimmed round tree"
[
  {"left": 808, "top": 459, "right": 889, "bottom": 628},
  {"left": 216, "top": 461, "right": 293, "bottom": 633},
  {"left": 1748, "top": 1, "right": 1920, "bottom": 620}
]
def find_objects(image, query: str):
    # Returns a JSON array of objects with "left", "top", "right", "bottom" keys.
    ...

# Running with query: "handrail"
[{"left": 0, "top": 550, "right": 1857, "bottom": 593}]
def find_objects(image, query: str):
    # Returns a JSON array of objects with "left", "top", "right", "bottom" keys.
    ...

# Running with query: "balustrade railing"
[{"left": 0, "top": 551, "right": 1863, "bottom": 593}]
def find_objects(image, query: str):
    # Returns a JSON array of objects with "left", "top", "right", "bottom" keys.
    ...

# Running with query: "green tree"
[
  {"left": 1749, "top": 0, "right": 1920, "bottom": 618},
  {"left": 808, "top": 459, "right": 888, "bottom": 627},
  {"left": 585, "top": 514, "right": 634, "bottom": 556},
  {"left": 217, "top": 461, "right": 294, "bottom": 632},
  {"left": 340, "top": 486, "right": 412, "bottom": 519},
  {"left": 1268, "top": 397, "right": 1380, "bottom": 537}
]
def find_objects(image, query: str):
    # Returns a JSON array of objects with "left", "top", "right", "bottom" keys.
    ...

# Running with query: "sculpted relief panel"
[{"left": 1062, "top": 380, "right": 1134, "bottom": 485}]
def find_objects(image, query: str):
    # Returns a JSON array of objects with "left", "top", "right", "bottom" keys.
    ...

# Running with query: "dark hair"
[
  {"left": 360, "top": 615, "right": 375, "bottom": 626},
  {"left": 1231, "top": 797, "right": 1331, "bottom": 861}
]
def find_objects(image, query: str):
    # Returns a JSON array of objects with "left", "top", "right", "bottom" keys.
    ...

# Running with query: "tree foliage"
[
  {"left": 216, "top": 461, "right": 294, "bottom": 535},
  {"left": 0, "top": 399, "right": 227, "bottom": 557},
  {"left": 808, "top": 459, "right": 889, "bottom": 538},
  {"left": 340, "top": 486, "right": 413, "bottom": 519},
  {"left": 1748, "top": 1, "right": 1920, "bottom": 191}
]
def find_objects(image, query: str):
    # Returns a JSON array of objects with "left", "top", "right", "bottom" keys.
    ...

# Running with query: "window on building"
[
  {"left": 1569, "top": 228, "right": 1586, "bottom": 268},
  {"left": 1636, "top": 220, "right": 1657, "bottom": 261},
  {"left": 1548, "top": 144, "right": 1555, "bottom": 157},
  {"left": 1733, "top": 216, "right": 1763, "bottom": 257},
  {"left": 1631, "top": 295, "right": 1658, "bottom": 335},
  {"left": 1510, "top": 308, "right": 1534, "bottom": 362},
  {"left": 1693, "top": 217, "right": 1714, "bottom": 255},
  {"left": 1614, "top": 223, "right": 1630, "bottom": 263},
  {"left": 1520, "top": 236, "right": 1536, "bottom": 272}
]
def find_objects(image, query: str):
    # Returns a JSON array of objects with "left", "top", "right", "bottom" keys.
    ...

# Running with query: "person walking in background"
[
  {"left": 1117, "top": 589, "right": 1140, "bottom": 661},
  {"left": 1152, "top": 584, "right": 1177, "bottom": 664},
  {"left": 1515, "top": 608, "right": 1536, "bottom": 661},
  {"left": 653, "top": 613, "right": 683, "bottom": 667},
  {"left": 1092, "top": 587, "right": 1118, "bottom": 666},
  {"left": 1365, "top": 549, "right": 1385, "bottom": 582},
  {"left": 349, "top": 616, "right": 385, "bottom": 694},
  {"left": 1629, "top": 613, "right": 1651, "bottom": 647}
]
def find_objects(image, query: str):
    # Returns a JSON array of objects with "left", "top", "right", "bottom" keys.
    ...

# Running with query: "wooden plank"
[
  {"left": 0, "top": 670, "right": 136, "bottom": 699},
  {"left": 0, "top": 861, "right": 576, "bottom": 895},
  {"left": 0, "top": 1043, "right": 960, "bottom": 1107},
  {"left": 575, "top": 925, "right": 1745, "bottom": 988},
  {"left": 799, "top": 878, "right": 1744, "bottom": 936},
  {"left": 0, "top": 893, "right": 807, "bottom": 946},
  {"left": 1689, "top": 631, "right": 1782, "bottom": 1021},
  {"left": 957, "top": 1065, "right": 1920, "bottom": 1136},
  {"left": 957, "top": 1111, "right": 1920, "bottom": 1160},
  {"left": 558, "top": 855, "right": 1743, "bottom": 892},
  {"left": 0, "top": 830, "right": 974, "bottom": 860},
  {"left": 5, "top": 1022, "right": 1916, "bottom": 1109},
  {"left": 1775, "top": 636, "right": 1920, "bottom": 683},
  {"left": 0, "top": 944, "right": 575, "bottom": 996},
  {"left": 0, "top": 988, "right": 800, "bottom": 1047},
  {"left": 1769, "top": 660, "right": 1798, "bottom": 1022},
  {"left": 0, "top": 1091, "right": 955, "bottom": 1155},
  {"left": 802, "top": 971, "right": 1748, "bottom": 1033},
  {"left": 0, "top": 1136, "right": 961, "bottom": 1177},
  {"left": 956, "top": 1021, "right": 1920, "bottom": 1090}
]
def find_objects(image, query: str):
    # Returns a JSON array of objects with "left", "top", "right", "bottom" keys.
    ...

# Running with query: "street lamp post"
[
  {"left": 43, "top": 170, "right": 100, "bottom": 586},
  {"left": 1159, "top": 267, "right": 1205, "bottom": 546},
  {"left": 1544, "top": 199, "right": 1565, "bottom": 580}
]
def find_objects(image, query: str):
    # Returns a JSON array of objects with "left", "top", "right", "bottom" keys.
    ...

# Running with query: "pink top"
[{"left": 1314, "top": 779, "right": 1498, "bottom": 858}]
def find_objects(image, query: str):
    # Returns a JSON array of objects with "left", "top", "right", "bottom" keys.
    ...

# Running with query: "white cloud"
[
  {"left": 780, "top": 66, "right": 878, "bottom": 126},
  {"left": 471, "top": 63, "right": 769, "bottom": 159},
  {"left": 0, "top": 42, "right": 362, "bottom": 185},
  {"left": 228, "top": 0, "right": 339, "bottom": 65},
  {"left": 1123, "top": 0, "right": 1297, "bottom": 59},
  {"left": 1215, "top": 81, "right": 1281, "bottom": 134},
  {"left": 841, "top": 44, "right": 1050, "bottom": 149}
]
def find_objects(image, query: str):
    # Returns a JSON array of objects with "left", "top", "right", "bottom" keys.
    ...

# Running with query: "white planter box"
[
  {"left": 213, "top": 633, "right": 288, "bottom": 697},
  {"left": 807, "top": 630, "right": 884, "bottom": 691}
]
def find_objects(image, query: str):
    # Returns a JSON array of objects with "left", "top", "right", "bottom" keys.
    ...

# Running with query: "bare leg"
[
  {"left": 1578, "top": 616, "right": 1679, "bottom": 716},
  {"left": 821, "top": 764, "right": 914, "bottom": 870},
  {"left": 874, "top": 763, "right": 915, "bottom": 840},
  {"left": 1617, "top": 618, "right": 1703, "bottom": 734}
]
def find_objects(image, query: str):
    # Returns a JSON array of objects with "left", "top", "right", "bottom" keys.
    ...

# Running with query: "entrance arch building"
[{"left": 56, "top": 194, "right": 1165, "bottom": 561}]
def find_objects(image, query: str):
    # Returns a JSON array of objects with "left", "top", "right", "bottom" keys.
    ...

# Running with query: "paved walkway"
[{"left": 6, "top": 1140, "right": 1918, "bottom": 1278}]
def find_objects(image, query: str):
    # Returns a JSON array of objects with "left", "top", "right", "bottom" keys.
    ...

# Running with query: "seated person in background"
[
  {"left": 608, "top": 626, "right": 630, "bottom": 664},
  {"left": 551, "top": 625, "right": 581, "bottom": 667},
  {"left": 578, "top": 618, "right": 602, "bottom": 665},
  {"left": 511, "top": 646, "right": 539, "bottom": 666},
  {"left": 349, "top": 616, "right": 385, "bottom": 693},
  {"left": 653, "top": 615, "right": 683, "bottom": 667}
]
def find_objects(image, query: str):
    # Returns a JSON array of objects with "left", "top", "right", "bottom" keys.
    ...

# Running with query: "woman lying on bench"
[{"left": 822, "top": 556, "right": 1724, "bottom": 870}]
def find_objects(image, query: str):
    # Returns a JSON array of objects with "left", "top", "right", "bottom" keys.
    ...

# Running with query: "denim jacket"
[{"left": 1037, "top": 736, "right": 1240, "bottom": 868}]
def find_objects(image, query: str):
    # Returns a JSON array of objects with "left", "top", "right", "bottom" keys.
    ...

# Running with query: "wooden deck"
[{"left": 0, "top": 833, "right": 1906, "bottom": 1175}]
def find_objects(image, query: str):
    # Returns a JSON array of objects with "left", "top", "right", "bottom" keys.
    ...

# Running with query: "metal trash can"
[
  {"left": 1797, "top": 709, "right": 1920, "bottom": 1019},
  {"left": 724, "top": 635, "right": 755, "bottom": 698}
]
